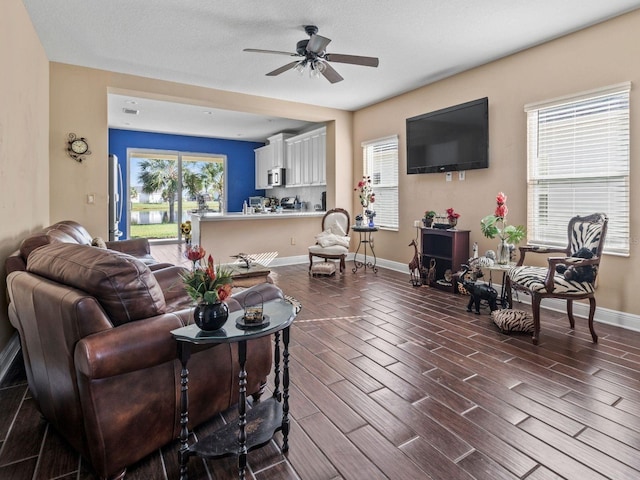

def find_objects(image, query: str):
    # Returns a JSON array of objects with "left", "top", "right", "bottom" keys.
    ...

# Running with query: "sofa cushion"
[
  {"left": 53, "top": 221, "right": 93, "bottom": 245},
  {"left": 27, "top": 243, "right": 166, "bottom": 326},
  {"left": 19, "top": 229, "right": 78, "bottom": 262}
]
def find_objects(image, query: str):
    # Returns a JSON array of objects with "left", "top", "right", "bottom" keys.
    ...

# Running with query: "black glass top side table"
[
  {"left": 171, "top": 298, "right": 296, "bottom": 480},
  {"left": 352, "top": 225, "right": 378, "bottom": 273}
]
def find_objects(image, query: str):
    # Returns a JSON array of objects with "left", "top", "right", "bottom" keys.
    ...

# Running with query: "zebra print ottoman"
[{"left": 491, "top": 309, "right": 534, "bottom": 333}]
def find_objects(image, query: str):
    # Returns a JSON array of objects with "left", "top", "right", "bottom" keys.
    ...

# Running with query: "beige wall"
[
  {"left": 49, "top": 64, "right": 354, "bottom": 238},
  {"left": 0, "top": 0, "right": 50, "bottom": 349},
  {"left": 353, "top": 10, "right": 640, "bottom": 314}
]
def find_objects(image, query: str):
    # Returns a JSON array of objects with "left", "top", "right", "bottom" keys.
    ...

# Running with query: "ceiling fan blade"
[
  {"left": 266, "top": 61, "right": 301, "bottom": 77},
  {"left": 320, "top": 62, "right": 344, "bottom": 84},
  {"left": 325, "top": 53, "right": 379, "bottom": 67},
  {"left": 244, "top": 48, "right": 298, "bottom": 57},
  {"left": 306, "top": 34, "right": 331, "bottom": 54}
]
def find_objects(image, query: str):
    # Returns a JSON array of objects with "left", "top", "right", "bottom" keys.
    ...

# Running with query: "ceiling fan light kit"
[{"left": 243, "top": 25, "right": 379, "bottom": 83}]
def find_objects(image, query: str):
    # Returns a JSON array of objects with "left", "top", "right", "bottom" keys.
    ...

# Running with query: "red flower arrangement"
[
  {"left": 446, "top": 207, "right": 460, "bottom": 222},
  {"left": 495, "top": 191, "right": 508, "bottom": 219},
  {"left": 355, "top": 176, "right": 375, "bottom": 208},
  {"left": 480, "top": 192, "right": 526, "bottom": 244},
  {"left": 181, "top": 245, "right": 233, "bottom": 304}
]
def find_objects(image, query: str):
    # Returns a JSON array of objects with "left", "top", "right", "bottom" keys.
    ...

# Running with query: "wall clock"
[{"left": 67, "top": 133, "right": 91, "bottom": 163}]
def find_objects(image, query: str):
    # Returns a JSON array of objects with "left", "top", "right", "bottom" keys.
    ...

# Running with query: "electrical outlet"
[
  {"left": 87, "top": 193, "right": 95, "bottom": 204},
  {"left": 413, "top": 220, "right": 421, "bottom": 228},
  {"left": 446, "top": 172, "right": 452, "bottom": 182},
  {"left": 290, "top": 237, "right": 296, "bottom": 245},
  {"left": 459, "top": 171, "right": 466, "bottom": 181}
]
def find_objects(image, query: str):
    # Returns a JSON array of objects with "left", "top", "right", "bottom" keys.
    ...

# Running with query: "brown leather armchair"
[{"left": 6, "top": 242, "right": 280, "bottom": 480}]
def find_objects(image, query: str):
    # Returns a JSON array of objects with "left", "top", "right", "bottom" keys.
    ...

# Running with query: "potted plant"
[
  {"left": 423, "top": 210, "right": 436, "bottom": 227},
  {"left": 446, "top": 208, "right": 460, "bottom": 228},
  {"left": 181, "top": 245, "right": 234, "bottom": 330},
  {"left": 355, "top": 213, "right": 363, "bottom": 227},
  {"left": 480, "top": 192, "right": 526, "bottom": 264}
]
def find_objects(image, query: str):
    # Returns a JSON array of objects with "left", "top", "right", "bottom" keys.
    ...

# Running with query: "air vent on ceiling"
[{"left": 122, "top": 108, "right": 139, "bottom": 115}]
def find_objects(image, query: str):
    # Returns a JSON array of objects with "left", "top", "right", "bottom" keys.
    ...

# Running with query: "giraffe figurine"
[{"left": 408, "top": 239, "right": 422, "bottom": 286}]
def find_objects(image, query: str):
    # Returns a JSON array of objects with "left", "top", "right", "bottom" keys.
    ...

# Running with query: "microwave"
[{"left": 267, "top": 167, "right": 285, "bottom": 187}]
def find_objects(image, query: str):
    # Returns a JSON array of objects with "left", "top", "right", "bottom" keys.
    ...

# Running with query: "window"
[
  {"left": 362, "top": 135, "right": 399, "bottom": 230},
  {"left": 525, "top": 82, "right": 630, "bottom": 255},
  {"left": 128, "top": 150, "right": 226, "bottom": 240}
]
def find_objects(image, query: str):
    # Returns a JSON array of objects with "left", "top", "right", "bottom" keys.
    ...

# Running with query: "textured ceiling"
[{"left": 22, "top": 0, "right": 640, "bottom": 140}]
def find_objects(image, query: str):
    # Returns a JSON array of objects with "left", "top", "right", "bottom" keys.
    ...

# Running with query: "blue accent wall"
[{"left": 109, "top": 128, "right": 265, "bottom": 239}]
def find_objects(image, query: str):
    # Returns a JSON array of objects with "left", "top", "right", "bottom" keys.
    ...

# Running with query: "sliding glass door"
[{"left": 128, "top": 150, "right": 226, "bottom": 241}]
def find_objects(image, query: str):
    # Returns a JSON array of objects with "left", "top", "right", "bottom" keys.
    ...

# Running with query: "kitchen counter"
[
  {"left": 192, "top": 211, "right": 325, "bottom": 221},
  {"left": 190, "top": 211, "right": 330, "bottom": 264}
]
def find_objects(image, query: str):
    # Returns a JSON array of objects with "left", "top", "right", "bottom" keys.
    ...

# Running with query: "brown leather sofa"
[
  {"left": 6, "top": 241, "right": 281, "bottom": 480},
  {"left": 5, "top": 219, "right": 165, "bottom": 275}
]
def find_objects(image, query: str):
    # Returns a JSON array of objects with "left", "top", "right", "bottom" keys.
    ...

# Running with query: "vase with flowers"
[
  {"left": 181, "top": 245, "right": 234, "bottom": 331},
  {"left": 480, "top": 192, "right": 526, "bottom": 264},
  {"left": 446, "top": 208, "right": 460, "bottom": 229},
  {"left": 355, "top": 176, "right": 375, "bottom": 224}
]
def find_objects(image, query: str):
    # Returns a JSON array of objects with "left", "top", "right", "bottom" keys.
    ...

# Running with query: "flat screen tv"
[{"left": 406, "top": 97, "right": 488, "bottom": 174}]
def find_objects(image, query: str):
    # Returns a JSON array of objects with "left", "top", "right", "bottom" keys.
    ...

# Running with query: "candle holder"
[{"left": 237, "top": 290, "right": 270, "bottom": 328}]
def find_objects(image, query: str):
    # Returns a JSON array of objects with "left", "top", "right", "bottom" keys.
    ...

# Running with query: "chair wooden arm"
[
  {"left": 516, "top": 245, "right": 569, "bottom": 266},
  {"left": 543, "top": 257, "right": 565, "bottom": 291},
  {"left": 543, "top": 255, "right": 600, "bottom": 292}
]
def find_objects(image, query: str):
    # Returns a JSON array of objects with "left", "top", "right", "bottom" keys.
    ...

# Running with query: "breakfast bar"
[{"left": 191, "top": 212, "right": 325, "bottom": 265}]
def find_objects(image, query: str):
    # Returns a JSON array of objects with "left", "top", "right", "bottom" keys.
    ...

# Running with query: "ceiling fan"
[{"left": 243, "top": 25, "right": 379, "bottom": 84}]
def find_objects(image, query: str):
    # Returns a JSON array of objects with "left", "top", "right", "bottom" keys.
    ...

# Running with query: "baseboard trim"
[
  {"left": 0, "top": 333, "right": 20, "bottom": 384},
  {"left": 509, "top": 294, "right": 640, "bottom": 333}
]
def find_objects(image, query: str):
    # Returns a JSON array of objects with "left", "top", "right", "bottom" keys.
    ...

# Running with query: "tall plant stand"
[{"left": 352, "top": 225, "right": 378, "bottom": 273}]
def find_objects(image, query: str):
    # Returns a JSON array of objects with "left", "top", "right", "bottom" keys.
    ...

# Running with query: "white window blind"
[
  {"left": 362, "top": 135, "right": 399, "bottom": 230},
  {"left": 525, "top": 82, "right": 630, "bottom": 255}
]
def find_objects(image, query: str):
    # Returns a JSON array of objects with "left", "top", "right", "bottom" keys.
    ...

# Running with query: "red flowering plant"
[
  {"left": 480, "top": 192, "right": 526, "bottom": 244},
  {"left": 181, "top": 245, "right": 233, "bottom": 304},
  {"left": 355, "top": 176, "right": 375, "bottom": 208},
  {"left": 446, "top": 207, "right": 460, "bottom": 222}
]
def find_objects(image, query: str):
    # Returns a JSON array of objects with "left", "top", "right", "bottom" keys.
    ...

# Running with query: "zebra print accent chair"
[{"left": 507, "top": 213, "right": 608, "bottom": 345}]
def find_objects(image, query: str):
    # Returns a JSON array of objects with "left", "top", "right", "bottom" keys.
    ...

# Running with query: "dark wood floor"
[{"left": 2, "top": 243, "right": 640, "bottom": 479}]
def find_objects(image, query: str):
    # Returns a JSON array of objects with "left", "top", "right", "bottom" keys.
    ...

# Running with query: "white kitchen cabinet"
[
  {"left": 254, "top": 145, "right": 273, "bottom": 189},
  {"left": 267, "top": 133, "right": 293, "bottom": 168},
  {"left": 285, "top": 126, "right": 326, "bottom": 187},
  {"left": 255, "top": 133, "right": 294, "bottom": 189}
]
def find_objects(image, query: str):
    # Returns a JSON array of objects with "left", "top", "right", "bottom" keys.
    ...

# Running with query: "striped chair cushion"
[{"left": 509, "top": 266, "right": 595, "bottom": 294}]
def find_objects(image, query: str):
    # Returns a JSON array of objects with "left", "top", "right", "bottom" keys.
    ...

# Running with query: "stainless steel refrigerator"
[{"left": 108, "top": 154, "right": 124, "bottom": 241}]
